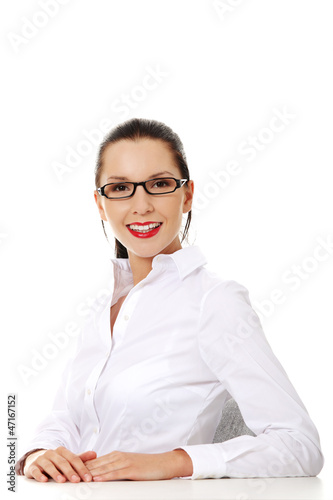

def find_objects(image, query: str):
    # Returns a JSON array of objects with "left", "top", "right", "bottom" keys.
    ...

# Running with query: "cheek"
[
  {"left": 159, "top": 199, "right": 183, "bottom": 224},
  {"left": 104, "top": 205, "right": 127, "bottom": 228},
  {"left": 170, "top": 197, "right": 185, "bottom": 219}
]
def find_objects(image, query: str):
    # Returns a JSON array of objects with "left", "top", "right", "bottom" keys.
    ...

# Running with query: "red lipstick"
[
  {"left": 126, "top": 221, "right": 162, "bottom": 238},
  {"left": 126, "top": 221, "right": 162, "bottom": 239}
]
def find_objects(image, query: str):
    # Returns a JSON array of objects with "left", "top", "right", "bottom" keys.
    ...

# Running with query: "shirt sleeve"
[{"left": 176, "top": 280, "right": 324, "bottom": 479}]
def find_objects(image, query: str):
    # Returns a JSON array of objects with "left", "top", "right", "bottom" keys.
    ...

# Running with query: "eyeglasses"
[{"left": 97, "top": 177, "right": 188, "bottom": 199}]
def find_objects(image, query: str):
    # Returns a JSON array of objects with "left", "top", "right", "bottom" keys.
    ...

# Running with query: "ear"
[
  {"left": 94, "top": 190, "right": 108, "bottom": 221},
  {"left": 182, "top": 180, "right": 194, "bottom": 214}
]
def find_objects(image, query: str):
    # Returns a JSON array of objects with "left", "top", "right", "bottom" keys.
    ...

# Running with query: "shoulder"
[
  {"left": 196, "top": 271, "right": 269, "bottom": 362},
  {"left": 179, "top": 255, "right": 251, "bottom": 314},
  {"left": 205, "top": 276, "right": 250, "bottom": 306},
  {"left": 189, "top": 264, "right": 250, "bottom": 307},
  {"left": 195, "top": 271, "right": 259, "bottom": 338}
]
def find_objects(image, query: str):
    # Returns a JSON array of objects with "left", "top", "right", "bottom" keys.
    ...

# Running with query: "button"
[
  {"left": 87, "top": 389, "right": 91, "bottom": 396},
  {"left": 124, "top": 314, "right": 130, "bottom": 321},
  {"left": 93, "top": 427, "right": 98, "bottom": 434}
]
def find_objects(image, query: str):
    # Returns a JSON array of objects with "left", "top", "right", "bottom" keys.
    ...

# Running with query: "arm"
[
  {"left": 177, "top": 281, "right": 324, "bottom": 479},
  {"left": 83, "top": 449, "right": 193, "bottom": 481}
]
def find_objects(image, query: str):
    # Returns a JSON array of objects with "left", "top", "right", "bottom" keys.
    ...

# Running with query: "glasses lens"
[
  {"left": 104, "top": 182, "right": 134, "bottom": 198},
  {"left": 146, "top": 178, "right": 177, "bottom": 194}
]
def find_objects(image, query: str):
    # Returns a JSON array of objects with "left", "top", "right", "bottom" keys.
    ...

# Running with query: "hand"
[
  {"left": 84, "top": 449, "right": 193, "bottom": 481},
  {"left": 25, "top": 446, "right": 97, "bottom": 483}
]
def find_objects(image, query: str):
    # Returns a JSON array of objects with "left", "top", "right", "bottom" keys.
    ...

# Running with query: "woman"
[{"left": 16, "top": 118, "right": 324, "bottom": 482}]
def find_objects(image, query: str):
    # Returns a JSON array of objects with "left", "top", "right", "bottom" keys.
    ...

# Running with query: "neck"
[
  {"left": 128, "top": 253, "right": 154, "bottom": 286},
  {"left": 127, "top": 238, "right": 182, "bottom": 286}
]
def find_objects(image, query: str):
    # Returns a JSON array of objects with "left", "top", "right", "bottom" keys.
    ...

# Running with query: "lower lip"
[{"left": 127, "top": 224, "right": 162, "bottom": 238}]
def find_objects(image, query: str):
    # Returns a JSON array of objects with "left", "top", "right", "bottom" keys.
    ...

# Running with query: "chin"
[{"left": 128, "top": 247, "right": 162, "bottom": 259}]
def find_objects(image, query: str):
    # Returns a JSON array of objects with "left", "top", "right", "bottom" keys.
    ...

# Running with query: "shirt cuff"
[
  {"left": 15, "top": 449, "right": 46, "bottom": 476},
  {"left": 176, "top": 444, "right": 227, "bottom": 480}
]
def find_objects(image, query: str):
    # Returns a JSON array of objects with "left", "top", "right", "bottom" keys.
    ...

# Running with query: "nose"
[{"left": 130, "top": 185, "right": 154, "bottom": 215}]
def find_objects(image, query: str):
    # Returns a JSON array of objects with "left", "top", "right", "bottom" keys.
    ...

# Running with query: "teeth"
[{"left": 129, "top": 223, "right": 161, "bottom": 232}]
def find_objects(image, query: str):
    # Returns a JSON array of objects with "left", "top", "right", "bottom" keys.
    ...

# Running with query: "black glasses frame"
[{"left": 97, "top": 177, "right": 188, "bottom": 199}]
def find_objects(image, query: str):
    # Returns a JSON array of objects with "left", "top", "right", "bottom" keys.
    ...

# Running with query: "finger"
[
  {"left": 29, "top": 461, "right": 66, "bottom": 483},
  {"left": 38, "top": 453, "right": 81, "bottom": 483},
  {"left": 27, "top": 464, "right": 49, "bottom": 482},
  {"left": 58, "top": 449, "right": 93, "bottom": 482},
  {"left": 84, "top": 458, "right": 104, "bottom": 470},
  {"left": 38, "top": 460, "right": 67, "bottom": 483},
  {"left": 93, "top": 468, "right": 128, "bottom": 482},
  {"left": 38, "top": 454, "right": 77, "bottom": 483},
  {"left": 79, "top": 451, "right": 97, "bottom": 462},
  {"left": 89, "top": 464, "right": 112, "bottom": 476},
  {"left": 90, "top": 455, "right": 130, "bottom": 477},
  {"left": 85, "top": 453, "right": 116, "bottom": 470}
]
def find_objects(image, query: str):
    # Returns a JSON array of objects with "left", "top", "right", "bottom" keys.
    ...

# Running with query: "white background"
[{"left": 1, "top": 0, "right": 332, "bottom": 489}]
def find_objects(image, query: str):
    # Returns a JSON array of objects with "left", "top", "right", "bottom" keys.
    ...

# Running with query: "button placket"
[
  {"left": 84, "top": 360, "right": 105, "bottom": 419},
  {"left": 112, "top": 287, "right": 143, "bottom": 344},
  {"left": 83, "top": 300, "right": 113, "bottom": 431},
  {"left": 85, "top": 283, "right": 145, "bottom": 449}
]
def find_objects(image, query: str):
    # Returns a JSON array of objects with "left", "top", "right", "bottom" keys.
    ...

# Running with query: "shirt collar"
[
  {"left": 151, "top": 245, "right": 207, "bottom": 280},
  {"left": 110, "top": 245, "right": 207, "bottom": 284}
]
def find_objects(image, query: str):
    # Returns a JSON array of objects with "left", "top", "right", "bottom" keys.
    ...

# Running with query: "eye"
[
  {"left": 152, "top": 179, "right": 172, "bottom": 188},
  {"left": 104, "top": 182, "right": 134, "bottom": 198},
  {"left": 111, "top": 183, "right": 130, "bottom": 192}
]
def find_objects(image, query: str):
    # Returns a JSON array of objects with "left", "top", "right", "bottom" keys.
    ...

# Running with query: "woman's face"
[{"left": 94, "top": 138, "right": 194, "bottom": 259}]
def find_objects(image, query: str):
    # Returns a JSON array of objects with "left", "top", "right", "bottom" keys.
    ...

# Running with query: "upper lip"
[{"left": 126, "top": 221, "right": 162, "bottom": 226}]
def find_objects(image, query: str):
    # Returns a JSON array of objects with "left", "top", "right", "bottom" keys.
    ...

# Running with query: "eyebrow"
[{"left": 106, "top": 171, "right": 175, "bottom": 182}]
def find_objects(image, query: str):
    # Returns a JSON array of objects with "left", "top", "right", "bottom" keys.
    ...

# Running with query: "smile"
[{"left": 126, "top": 222, "right": 162, "bottom": 239}]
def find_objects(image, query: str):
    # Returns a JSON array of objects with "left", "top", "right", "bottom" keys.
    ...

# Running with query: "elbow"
[
  {"left": 288, "top": 433, "right": 324, "bottom": 477},
  {"left": 267, "top": 429, "right": 324, "bottom": 477},
  {"left": 303, "top": 444, "right": 324, "bottom": 477}
]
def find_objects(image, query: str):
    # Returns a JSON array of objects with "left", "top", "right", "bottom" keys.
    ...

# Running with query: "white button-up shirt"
[{"left": 18, "top": 246, "right": 324, "bottom": 479}]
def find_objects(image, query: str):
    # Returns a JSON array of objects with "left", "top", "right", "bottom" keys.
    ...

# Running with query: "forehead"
[{"left": 101, "top": 139, "right": 179, "bottom": 180}]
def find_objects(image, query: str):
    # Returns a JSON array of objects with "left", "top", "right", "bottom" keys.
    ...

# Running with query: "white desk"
[{"left": 14, "top": 476, "right": 332, "bottom": 500}]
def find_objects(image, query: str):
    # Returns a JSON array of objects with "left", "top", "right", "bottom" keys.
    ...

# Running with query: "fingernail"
[
  {"left": 57, "top": 475, "right": 65, "bottom": 482},
  {"left": 71, "top": 474, "right": 80, "bottom": 482},
  {"left": 84, "top": 473, "right": 92, "bottom": 482}
]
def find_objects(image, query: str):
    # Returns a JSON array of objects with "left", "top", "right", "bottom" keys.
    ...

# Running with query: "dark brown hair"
[{"left": 95, "top": 118, "right": 192, "bottom": 258}]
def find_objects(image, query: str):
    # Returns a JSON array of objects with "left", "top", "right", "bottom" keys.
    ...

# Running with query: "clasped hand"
[{"left": 25, "top": 446, "right": 193, "bottom": 482}]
